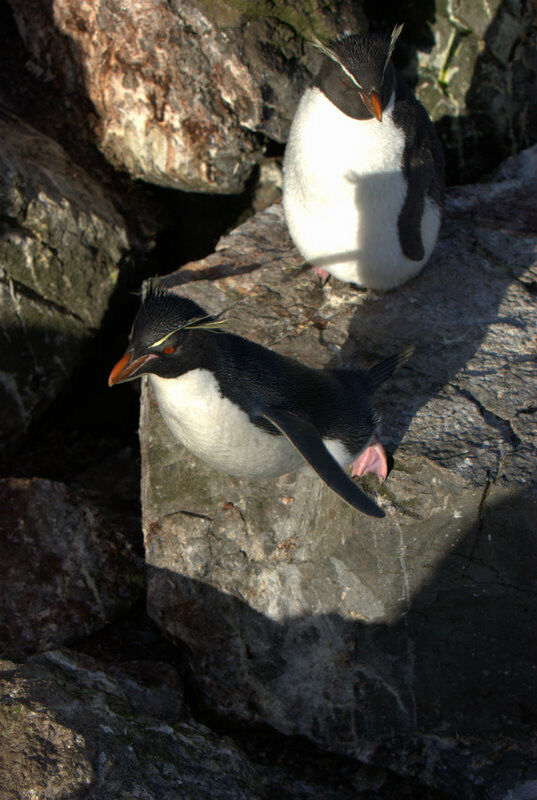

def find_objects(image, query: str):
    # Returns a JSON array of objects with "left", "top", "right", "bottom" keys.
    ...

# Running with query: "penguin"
[
  {"left": 282, "top": 25, "right": 444, "bottom": 289},
  {"left": 109, "top": 283, "right": 413, "bottom": 518}
]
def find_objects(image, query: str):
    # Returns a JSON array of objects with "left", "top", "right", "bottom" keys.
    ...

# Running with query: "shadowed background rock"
[{"left": 0, "top": 110, "right": 129, "bottom": 458}]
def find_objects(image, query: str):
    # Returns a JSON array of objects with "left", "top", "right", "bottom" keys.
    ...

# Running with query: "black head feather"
[
  {"left": 131, "top": 281, "right": 211, "bottom": 351},
  {"left": 328, "top": 26, "right": 401, "bottom": 87}
]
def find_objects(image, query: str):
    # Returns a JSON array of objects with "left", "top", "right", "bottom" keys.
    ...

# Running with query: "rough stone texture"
[
  {"left": 140, "top": 146, "right": 537, "bottom": 799},
  {"left": 0, "top": 110, "right": 129, "bottom": 456},
  {"left": 411, "top": 0, "right": 537, "bottom": 182},
  {"left": 8, "top": 0, "right": 537, "bottom": 190},
  {"left": 6, "top": 0, "right": 363, "bottom": 192},
  {"left": 2, "top": 650, "right": 419, "bottom": 800},
  {"left": 0, "top": 650, "right": 267, "bottom": 800},
  {"left": 0, "top": 478, "right": 143, "bottom": 658}
]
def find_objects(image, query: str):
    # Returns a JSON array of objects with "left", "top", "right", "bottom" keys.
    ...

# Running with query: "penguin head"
[
  {"left": 314, "top": 24, "right": 403, "bottom": 122},
  {"left": 108, "top": 283, "right": 222, "bottom": 386}
]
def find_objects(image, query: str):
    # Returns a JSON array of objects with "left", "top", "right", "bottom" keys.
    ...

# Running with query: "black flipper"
[
  {"left": 392, "top": 76, "right": 444, "bottom": 262},
  {"left": 260, "top": 408, "right": 385, "bottom": 518},
  {"left": 365, "top": 345, "right": 415, "bottom": 396}
]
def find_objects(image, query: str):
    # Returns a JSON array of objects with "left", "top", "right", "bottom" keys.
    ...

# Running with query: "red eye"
[{"left": 163, "top": 345, "right": 175, "bottom": 355}]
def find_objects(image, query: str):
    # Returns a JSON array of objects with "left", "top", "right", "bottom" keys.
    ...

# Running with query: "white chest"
[
  {"left": 287, "top": 87, "right": 405, "bottom": 185},
  {"left": 150, "top": 369, "right": 356, "bottom": 481},
  {"left": 282, "top": 87, "right": 440, "bottom": 288},
  {"left": 150, "top": 369, "right": 303, "bottom": 478}
]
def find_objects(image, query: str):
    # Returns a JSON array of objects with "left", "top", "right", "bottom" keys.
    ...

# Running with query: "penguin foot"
[
  {"left": 312, "top": 266, "right": 330, "bottom": 286},
  {"left": 351, "top": 437, "right": 388, "bottom": 482}
]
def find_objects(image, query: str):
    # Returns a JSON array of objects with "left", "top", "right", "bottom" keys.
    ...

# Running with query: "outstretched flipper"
[{"left": 261, "top": 407, "right": 385, "bottom": 518}]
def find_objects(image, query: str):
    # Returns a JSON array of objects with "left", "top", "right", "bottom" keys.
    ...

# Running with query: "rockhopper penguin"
[
  {"left": 283, "top": 25, "right": 444, "bottom": 289},
  {"left": 109, "top": 283, "right": 413, "bottom": 518}
]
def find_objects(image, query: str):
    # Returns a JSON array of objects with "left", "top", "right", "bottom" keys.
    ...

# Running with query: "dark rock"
[
  {"left": 368, "top": 0, "right": 537, "bottom": 183},
  {"left": 0, "top": 478, "right": 143, "bottom": 658},
  {"left": 0, "top": 649, "right": 448, "bottom": 799},
  {"left": 0, "top": 110, "right": 129, "bottom": 457},
  {"left": 0, "top": 649, "right": 265, "bottom": 800},
  {"left": 139, "top": 147, "right": 537, "bottom": 799}
]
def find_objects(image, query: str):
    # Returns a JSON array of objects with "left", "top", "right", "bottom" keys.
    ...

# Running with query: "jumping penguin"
[
  {"left": 109, "top": 283, "right": 413, "bottom": 518},
  {"left": 283, "top": 25, "right": 444, "bottom": 289}
]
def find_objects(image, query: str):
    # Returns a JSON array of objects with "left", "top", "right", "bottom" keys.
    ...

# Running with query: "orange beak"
[
  {"left": 108, "top": 350, "right": 157, "bottom": 386},
  {"left": 360, "top": 90, "right": 383, "bottom": 122}
]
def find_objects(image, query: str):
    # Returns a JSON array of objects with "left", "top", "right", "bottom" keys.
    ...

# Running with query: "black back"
[{"left": 203, "top": 331, "right": 376, "bottom": 453}]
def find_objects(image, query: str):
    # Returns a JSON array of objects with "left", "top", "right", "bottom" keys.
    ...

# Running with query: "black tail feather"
[{"left": 365, "top": 345, "right": 415, "bottom": 395}]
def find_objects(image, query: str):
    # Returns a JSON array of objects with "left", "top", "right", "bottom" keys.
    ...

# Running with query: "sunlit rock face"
[{"left": 6, "top": 0, "right": 362, "bottom": 192}]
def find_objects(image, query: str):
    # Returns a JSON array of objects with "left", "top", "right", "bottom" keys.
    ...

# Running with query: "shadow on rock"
[
  {"left": 145, "top": 487, "right": 537, "bottom": 800},
  {"left": 327, "top": 158, "right": 537, "bottom": 461}
]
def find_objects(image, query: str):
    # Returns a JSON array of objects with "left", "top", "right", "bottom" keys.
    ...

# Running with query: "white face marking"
[
  {"left": 150, "top": 369, "right": 304, "bottom": 478},
  {"left": 283, "top": 87, "right": 441, "bottom": 289}
]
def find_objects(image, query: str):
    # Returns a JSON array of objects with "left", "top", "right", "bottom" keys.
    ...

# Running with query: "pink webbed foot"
[
  {"left": 312, "top": 266, "right": 330, "bottom": 286},
  {"left": 351, "top": 437, "right": 388, "bottom": 483}
]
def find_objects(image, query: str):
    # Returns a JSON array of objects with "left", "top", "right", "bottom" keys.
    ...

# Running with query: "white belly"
[
  {"left": 150, "top": 369, "right": 354, "bottom": 480},
  {"left": 282, "top": 87, "right": 440, "bottom": 289},
  {"left": 150, "top": 370, "right": 302, "bottom": 478}
]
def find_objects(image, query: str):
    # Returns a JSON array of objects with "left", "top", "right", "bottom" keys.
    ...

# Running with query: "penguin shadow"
[
  {"left": 310, "top": 164, "right": 537, "bottom": 462},
  {"left": 141, "top": 486, "right": 537, "bottom": 797},
  {"left": 310, "top": 167, "right": 435, "bottom": 274}
]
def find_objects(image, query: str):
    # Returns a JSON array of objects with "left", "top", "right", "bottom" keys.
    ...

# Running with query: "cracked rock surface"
[
  {"left": 0, "top": 110, "right": 129, "bottom": 457},
  {"left": 140, "top": 146, "right": 537, "bottom": 799}
]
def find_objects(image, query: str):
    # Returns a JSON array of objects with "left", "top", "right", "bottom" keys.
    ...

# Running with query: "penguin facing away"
[
  {"left": 109, "top": 283, "right": 413, "bottom": 518},
  {"left": 283, "top": 25, "right": 444, "bottom": 289}
]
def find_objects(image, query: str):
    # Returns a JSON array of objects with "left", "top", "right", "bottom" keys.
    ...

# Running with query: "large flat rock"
[{"left": 139, "top": 147, "right": 537, "bottom": 799}]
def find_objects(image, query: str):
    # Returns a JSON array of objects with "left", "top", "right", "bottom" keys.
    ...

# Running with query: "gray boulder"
[
  {"left": 393, "top": 0, "right": 537, "bottom": 182},
  {"left": 0, "top": 110, "right": 129, "bottom": 456},
  {"left": 139, "top": 146, "right": 537, "bottom": 799},
  {"left": 1, "top": 649, "right": 413, "bottom": 799},
  {"left": 0, "top": 478, "right": 142, "bottom": 658}
]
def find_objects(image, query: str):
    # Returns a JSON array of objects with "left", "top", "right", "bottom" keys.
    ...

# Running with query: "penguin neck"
[{"left": 315, "top": 61, "right": 396, "bottom": 120}]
